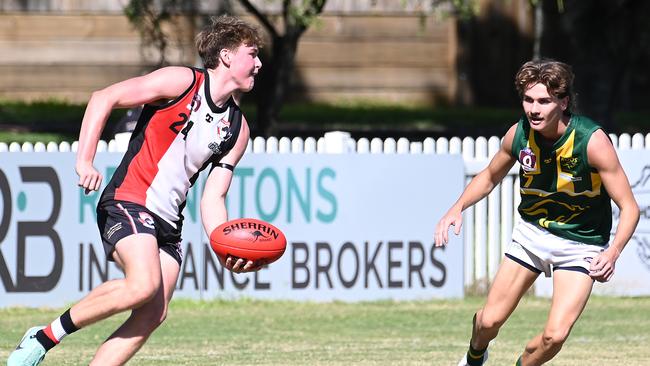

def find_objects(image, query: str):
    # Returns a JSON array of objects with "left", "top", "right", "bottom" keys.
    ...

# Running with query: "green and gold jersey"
[{"left": 510, "top": 115, "right": 612, "bottom": 245}]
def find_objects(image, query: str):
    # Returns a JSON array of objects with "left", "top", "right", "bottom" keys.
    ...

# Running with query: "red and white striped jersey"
[{"left": 100, "top": 67, "right": 242, "bottom": 229}]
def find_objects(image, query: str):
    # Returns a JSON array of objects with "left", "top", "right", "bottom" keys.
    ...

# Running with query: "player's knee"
[
  {"left": 139, "top": 306, "right": 168, "bottom": 332},
  {"left": 126, "top": 281, "right": 160, "bottom": 308},
  {"left": 476, "top": 309, "right": 506, "bottom": 332},
  {"left": 542, "top": 327, "right": 570, "bottom": 348}
]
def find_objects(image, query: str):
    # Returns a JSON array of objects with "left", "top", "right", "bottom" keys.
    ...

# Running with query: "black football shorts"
[{"left": 96, "top": 200, "right": 183, "bottom": 266}]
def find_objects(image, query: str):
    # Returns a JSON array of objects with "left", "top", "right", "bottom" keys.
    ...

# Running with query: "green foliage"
[
  {"left": 1, "top": 99, "right": 646, "bottom": 143},
  {"left": 123, "top": 0, "right": 190, "bottom": 67},
  {"left": 0, "top": 100, "right": 126, "bottom": 143},
  {"left": 287, "top": 0, "right": 327, "bottom": 28},
  {"left": 0, "top": 99, "right": 85, "bottom": 127}
]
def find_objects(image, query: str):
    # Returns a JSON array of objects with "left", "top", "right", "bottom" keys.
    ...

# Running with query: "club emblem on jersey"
[
  {"left": 188, "top": 93, "right": 201, "bottom": 112},
  {"left": 560, "top": 156, "right": 579, "bottom": 173},
  {"left": 519, "top": 147, "right": 537, "bottom": 172},
  {"left": 207, "top": 118, "right": 233, "bottom": 155},
  {"left": 217, "top": 118, "right": 232, "bottom": 140},
  {"left": 138, "top": 212, "right": 155, "bottom": 230}
]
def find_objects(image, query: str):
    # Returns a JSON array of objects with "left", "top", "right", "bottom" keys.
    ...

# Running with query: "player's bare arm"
[
  {"left": 435, "top": 124, "right": 518, "bottom": 247},
  {"left": 200, "top": 118, "right": 255, "bottom": 272},
  {"left": 75, "top": 66, "right": 195, "bottom": 193},
  {"left": 586, "top": 129, "right": 640, "bottom": 282}
]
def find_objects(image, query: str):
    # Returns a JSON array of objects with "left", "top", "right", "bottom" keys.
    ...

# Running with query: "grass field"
[{"left": 1, "top": 296, "right": 649, "bottom": 365}]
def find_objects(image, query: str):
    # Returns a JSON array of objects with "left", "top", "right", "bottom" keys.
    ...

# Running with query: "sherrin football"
[{"left": 210, "top": 218, "right": 287, "bottom": 266}]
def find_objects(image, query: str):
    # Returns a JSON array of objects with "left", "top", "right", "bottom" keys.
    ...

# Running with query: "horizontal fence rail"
[{"left": 1, "top": 131, "right": 648, "bottom": 288}]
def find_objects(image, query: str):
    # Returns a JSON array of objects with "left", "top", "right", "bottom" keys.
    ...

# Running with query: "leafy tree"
[
  {"left": 124, "top": 0, "right": 327, "bottom": 136},
  {"left": 428, "top": 0, "right": 649, "bottom": 132},
  {"left": 540, "top": 0, "right": 650, "bottom": 131}
]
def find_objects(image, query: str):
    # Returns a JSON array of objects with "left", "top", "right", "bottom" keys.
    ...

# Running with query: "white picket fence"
[{"left": 2, "top": 131, "right": 649, "bottom": 288}]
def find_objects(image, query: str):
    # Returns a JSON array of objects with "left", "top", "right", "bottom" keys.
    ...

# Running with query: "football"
[{"left": 210, "top": 218, "right": 287, "bottom": 266}]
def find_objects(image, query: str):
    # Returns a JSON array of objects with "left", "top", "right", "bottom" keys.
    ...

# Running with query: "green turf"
[{"left": 1, "top": 296, "right": 649, "bottom": 365}]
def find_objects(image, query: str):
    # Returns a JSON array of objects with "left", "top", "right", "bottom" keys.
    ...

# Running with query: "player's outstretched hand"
[
  {"left": 589, "top": 247, "right": 620, "bottom": 282},
  {"left": 76, "top": 161, "right": 103, "bottom": 195},
  {"left": 434, "top": 208, "right": 463, "bottom": 247},
  {"left": 225, "top": 256, "right": 263, "bottom": 273}
]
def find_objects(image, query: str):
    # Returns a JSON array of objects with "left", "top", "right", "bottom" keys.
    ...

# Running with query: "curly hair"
[
  {"left": 515, "top": 59, "right": 576, "bottom": 116},
  {"left": 196, "top": 15, "right": 263, "bottom": 69}
]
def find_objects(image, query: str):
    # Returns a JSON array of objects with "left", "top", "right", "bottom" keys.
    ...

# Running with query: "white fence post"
[
  {"left": 618, "top": 133, "right": 632, "bottom": 150},
  {"left": 383, "top": 138, "right": 397, "bottom": 154},
  {"left": 323, "top": 131, "right": 352, "bottom": 153},
  {"left": 114, "top": 132, "right": 132, "bottom": 152},
  {"left": 34, "top": 142, "right": 46, "bottom": 152},
  {"left": 397, "top": 138, "right": 409, "bottom": 154},
  {"left": 108, "top": 139, "right": 118, "bottom": 152},
  {"left": 316, "top": 137, "right": 326, "bottom": 153},
  {"left": 449, "top": 137, "right": 462, "bottom": 154},
  {"left": 436, "top": 137, "right": 449, "bottom": 154},
  {"left": 253, "top": 136, "right": 266, "bottom": 153},
  {"left": 370, "top": 138, "right": 383, "bottom": 154},
  {"left": 423, "top": 137, "right": 435, "bottom": 154},
  {"left": 266, "top": 137, "right": 279, "bottom": 154},
  {"left": 58, "top": 141, "right": 71, "bottom": 152},
  {"left": 21, "top": 142, "right": 34, "bottom": 152},
  {"left": 357, "top": 138, "right": 370, "bottom": 154},
  {"left": 278, "top": 137, "right": 291, "bottom": 153},
  {"left": 410, "top": 141, "right": 423, "bottom": 154},
  {"left": 304, "top": 137, "right": 317, "bottom": 154},
  {"left": 96, "top": 140, "right": 108, "bottom": 152},
  {"left": 632, "top": 133, "right": 644, "bottom": 149},
  {"left": 291, "top": 137, "right": 304, "bottom": 153}
]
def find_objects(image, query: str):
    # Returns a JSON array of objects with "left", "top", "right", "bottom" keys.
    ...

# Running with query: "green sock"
[
  {"left": 466, "top": 343, "right": 487, "bottom": 366},
  {"left": 515, "top": 355, "right": 523, "bottom": 366}
]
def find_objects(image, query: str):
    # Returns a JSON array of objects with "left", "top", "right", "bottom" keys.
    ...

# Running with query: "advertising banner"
[{"left": 0, "top": 152, "right": 465, "bottom": 307}]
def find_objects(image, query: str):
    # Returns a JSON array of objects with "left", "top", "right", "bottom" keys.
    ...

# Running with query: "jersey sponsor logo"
[
  {"left": 138, "top": 212, "right": 155, "bottom": 230},
  {"left": 519, "top": 147, "right": 537, "bottom": 172},
  {"left": 560, "top": 156, "right": 579, "bottom": 173},
  {"left": 208, "top": 142, "right": 221, "bottom": 155},
  {"left": 559, "top": 172, "right": 582, "bottom": 182}
]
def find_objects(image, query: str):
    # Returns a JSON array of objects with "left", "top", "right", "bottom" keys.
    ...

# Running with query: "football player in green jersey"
[{"left": 435, "top": 59, "right": 639, "bottom": 366}]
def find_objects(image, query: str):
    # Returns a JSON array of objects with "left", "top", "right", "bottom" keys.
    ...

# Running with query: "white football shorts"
[{"left": 505, "top": 219, "right": 607, "bottom": 277}]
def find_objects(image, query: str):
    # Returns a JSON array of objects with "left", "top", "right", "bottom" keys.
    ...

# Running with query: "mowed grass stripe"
[{"left": 1, "top": 296, "right": 648, "bottom": 365}]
